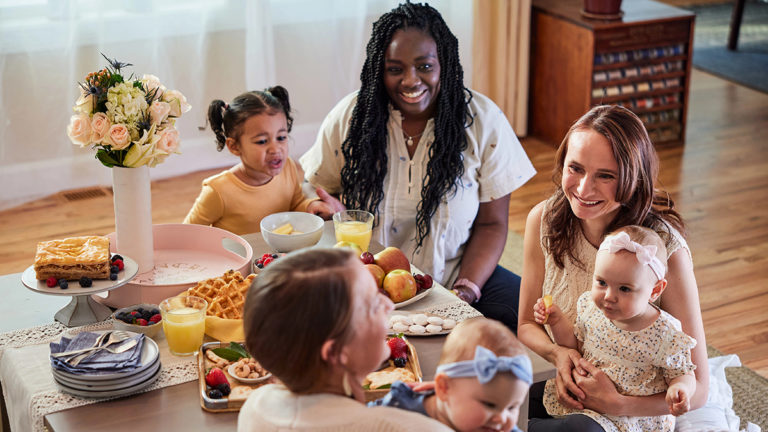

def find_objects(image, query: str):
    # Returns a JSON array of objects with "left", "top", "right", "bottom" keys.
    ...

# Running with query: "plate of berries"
[
  {"left": 112, "top": 304, "right": 163, "bottom": 338},
  {"left": 21, "top": 253, "right": 139, "bottom": 297},
  {"left": 252, "top": 252, "right": 286, "bottom": 274}
]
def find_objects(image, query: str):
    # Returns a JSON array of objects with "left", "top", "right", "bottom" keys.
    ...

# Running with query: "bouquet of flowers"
[{"left": 67, "top": 54, "right": 191, "bottom": 168}]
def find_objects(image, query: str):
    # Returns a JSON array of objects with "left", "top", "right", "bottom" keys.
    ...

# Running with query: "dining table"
[{"left": 0, "top": 222, "right": 555, "bottom": 432}]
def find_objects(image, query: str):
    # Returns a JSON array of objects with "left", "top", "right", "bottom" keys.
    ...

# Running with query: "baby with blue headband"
[{"left": 370, "top": 317, "right": 533, "bottom": 432}]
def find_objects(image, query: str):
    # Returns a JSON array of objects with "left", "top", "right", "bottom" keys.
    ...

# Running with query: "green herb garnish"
[{"left": 211, "top": 342, "right": 251, "bottom": 361}]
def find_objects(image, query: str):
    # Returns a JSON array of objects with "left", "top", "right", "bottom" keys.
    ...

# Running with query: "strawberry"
[
  {"left": 387, "top": 336, "right": 408, "bottom": 360},
  {"left": 135, "top": 318, "right": 148, "bottom": 326},
  {"left": 205, "top": 367, "right": 229, "bottom": 388},
  {"left": 149, "top": 313, "right": 162, "bottom": 323},
  {"left": 262, "top": 257, "right": 274, "bottom": 266}
]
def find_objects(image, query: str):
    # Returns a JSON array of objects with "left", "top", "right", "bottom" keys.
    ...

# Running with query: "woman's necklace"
[{"left": 403, "top": 129, "right": 424, "bottom": 147}]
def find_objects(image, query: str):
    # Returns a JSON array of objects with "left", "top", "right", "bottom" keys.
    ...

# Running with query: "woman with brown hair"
[
  {"left": 238, "top": 248, "right": 450, "bottom": 432},
  {"left": 517, "top": 105, "right": 708, "bottom": 430}
]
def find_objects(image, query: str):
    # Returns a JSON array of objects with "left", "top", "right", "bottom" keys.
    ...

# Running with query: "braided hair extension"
[
  {"left": 207, "top": 85, "right": 294, "bottom": 151},
  {"left": 341, "top": 2, "right": 473, "bottom": 250}
]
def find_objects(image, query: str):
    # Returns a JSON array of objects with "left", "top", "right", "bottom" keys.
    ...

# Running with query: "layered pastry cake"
[{"left": 34, "top": 236, "right": 111, "bottom": 280}]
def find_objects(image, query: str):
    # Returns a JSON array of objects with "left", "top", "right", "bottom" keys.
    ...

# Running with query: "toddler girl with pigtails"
[{"left": 184, "top": 86, "right": 336, "bottom": 235}]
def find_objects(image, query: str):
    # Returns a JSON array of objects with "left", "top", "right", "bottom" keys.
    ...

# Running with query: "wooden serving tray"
[
  {"left": 198, "top": 341, "right": 275, "bottom": 413},
  {"left": 364, "top": 336, "right": 422, "bottom": 402}
]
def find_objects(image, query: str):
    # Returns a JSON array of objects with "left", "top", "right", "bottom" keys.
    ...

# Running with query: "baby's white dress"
[{"left": 544, "top": 292, "right": 697, "bottom": 432}]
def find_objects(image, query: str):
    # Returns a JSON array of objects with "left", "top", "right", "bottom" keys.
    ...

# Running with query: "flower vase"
[{"left": 112, "top": 165, "right": 154, "bottom": 274}]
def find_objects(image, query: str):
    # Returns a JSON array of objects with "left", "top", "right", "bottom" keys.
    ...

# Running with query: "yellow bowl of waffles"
[{"left": 180, "top": 269, "right": 255, "bottom": 342}]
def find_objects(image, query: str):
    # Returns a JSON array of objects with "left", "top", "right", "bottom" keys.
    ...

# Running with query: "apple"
[
  {"left": 334, "top": 241, "right": 363, "bottom": 257},
  {"left": 382, "top": 269, "right": 417, "bottom": 303},
  {"left": 373, "top": 246, "right": 410, "bottom": 274},
  {"left": 365, "top": 263, "right": 386, "bottom": 288}
]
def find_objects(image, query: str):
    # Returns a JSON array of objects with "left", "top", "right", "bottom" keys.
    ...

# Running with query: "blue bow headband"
[{"left": 435, "top": 346, "right": 533, "bottom": 385}]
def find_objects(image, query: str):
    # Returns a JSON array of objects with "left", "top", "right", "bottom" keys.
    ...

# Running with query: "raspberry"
[
  {"left": 130, "top": 310, "right": 140, "bottom": 316},
  {"left": 59, "top": 280, "right": 69, "bottom": 289},
  {"left": 79, "top": 276, "right": 92, "bottom": 287},
  {"left": 46, "top": 277, "right": 58, "bottom": 288},
  {"left": 113, "top": 259, "right": 124, "bottom": 271},
  {"left": 135, "top": 318, "right": 148, "bottom": 326},
  {"left": 261, "top": 253, "right": 272, "bottom": 260},
  {"left": 149, "top": 314, "right": 162, "bottom": 323},
  {"left": 205, "top": 367, "right": 229, "bottom": 388},
  {"left": 262, "top": 257, "right": 273, "bottom": 266}
]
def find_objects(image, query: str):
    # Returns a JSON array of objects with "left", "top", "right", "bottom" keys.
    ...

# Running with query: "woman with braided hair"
[{"left": 301, "top": 2, "right": 535, "bottom": 331}]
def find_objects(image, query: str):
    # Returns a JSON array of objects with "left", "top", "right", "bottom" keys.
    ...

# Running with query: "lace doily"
[
  {"left": 421, "top": 301, "right": 483, "bottom": 322},
  {"left": 0, "top": 320, "right": 199, "bottom": 432}
]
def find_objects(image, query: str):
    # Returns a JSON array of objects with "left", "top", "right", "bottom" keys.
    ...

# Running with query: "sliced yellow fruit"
[
  {"left": 273, "top": 223, "right": 294, "bottom": 235},
  {"left": 543, "top": 295, "right": 553, "bottom": 308},
  {"left": 291, "top": 230, "right": 304, "bottom": 235}
]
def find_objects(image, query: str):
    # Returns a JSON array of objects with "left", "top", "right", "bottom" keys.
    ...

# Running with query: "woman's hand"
[
  {"left": 551, "top": 346, "right": 586, "bottom": 410},
  {"left": 308, "top": 187, "right": 345, "bottom": 219},
  {"left": 451, "top": 284, "right": 478, "bottom": 304},
  {"left": 572, "top": 358, "right": 624, "bottom": 415}
]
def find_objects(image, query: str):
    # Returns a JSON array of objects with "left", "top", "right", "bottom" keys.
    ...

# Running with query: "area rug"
[
  {"left": 679, "top": 1, "right": 768, "bottom": 93},
  {"left": 501, "top": 231, "right": 768, "bottom": 430}
]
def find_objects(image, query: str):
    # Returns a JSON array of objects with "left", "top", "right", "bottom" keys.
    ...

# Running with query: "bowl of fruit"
[
  {"left": 260, "top": 212, "right": 324, "bottom": 253},
  {"left": 112, "top": 303, "right": 163, "bottom": 338}
]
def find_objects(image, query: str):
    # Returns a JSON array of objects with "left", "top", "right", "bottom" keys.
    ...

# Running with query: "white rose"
[
  {"left": 74, "top": 92, "right": 95, "bottom": 115},
  {"left": 67, "top": 113, "right": 92, "bottom": 147},
  {"left": 163, "top": 89, "right": 191, "bottom": 117},
  {"left": 141, "top": 74, "right": 165, "bottom": 96},
  {"left": 124, "top": 127, "right": 161, "bottom": 167},
  {"left": 90, "top": 112, "right": 111, "bottom": 143},
  {"left": 149, "top": 100, "right": 171, "bottom": 125},
  {"left": 156, "top": 127, "right": 180, "bottom": 153},
  {"left": 104, "top": 124, "right": 131, "bottom": 150}
]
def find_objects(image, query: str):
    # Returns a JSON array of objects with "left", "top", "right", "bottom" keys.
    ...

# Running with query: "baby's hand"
[
  {"left": 666, "top": 383, "right": 691, "bottom": 416},
  {"left": 534, "top": 295, "right": 559, "bottom": 325}
]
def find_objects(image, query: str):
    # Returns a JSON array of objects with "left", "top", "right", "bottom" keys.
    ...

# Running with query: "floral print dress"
[{"left": 543, "top": 292, "right": 697, "bottom": 432}]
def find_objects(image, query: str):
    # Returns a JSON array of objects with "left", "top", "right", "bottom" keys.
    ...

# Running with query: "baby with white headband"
[
  {"left": 370, "top": 317, "right": 532, "bottom": 432},
  {"left": 532, "top": 225, "right": 696, "bottom": 432}
]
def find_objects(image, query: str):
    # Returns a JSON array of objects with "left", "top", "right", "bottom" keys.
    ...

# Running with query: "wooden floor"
[{"left": 1, "top": 69, "right": 766, "bottom": 379}]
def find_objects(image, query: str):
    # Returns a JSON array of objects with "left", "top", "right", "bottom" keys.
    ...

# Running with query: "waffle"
[{"left": 185, "top": 270, "right": 255, "bottom": 319}]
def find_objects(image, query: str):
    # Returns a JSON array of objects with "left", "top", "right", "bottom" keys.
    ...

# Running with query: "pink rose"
[
  {"left": 105, "top": 124, "right": 131, "bottom": 150},
  {"left": 90, "top": 112, "right": 111, "bottom": 143},
  {"left": 66, "top": 113, "right": 92, "bottom": 147},
  {"left": 149, "top": 100, "right": 171, "bottom": 125},
  {"left": 156, "top": 127, "right": 180, "bottom": 153}
]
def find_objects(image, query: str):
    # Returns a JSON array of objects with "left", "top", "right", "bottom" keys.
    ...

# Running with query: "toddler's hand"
[
  {"left": 533, "top": 296, "right": 559, "bottom": 325},
  {"left": 666, "top": 384, "right": 691, "bottom": 416}
]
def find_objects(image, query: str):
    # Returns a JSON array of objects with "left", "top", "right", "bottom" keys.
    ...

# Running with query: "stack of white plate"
[{"left": 51, "top": 331, "right": 161, "bottom": 398}]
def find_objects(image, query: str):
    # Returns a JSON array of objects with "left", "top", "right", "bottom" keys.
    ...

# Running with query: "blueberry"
[
  {"left": 110, "top": 273, "right": 118, "bottom": 281},
  {"left": 393, "top": 357, "right": 406, "bottom": 368},
  {"left": 271, "top": 254, "right": 278, "bottom": 258},
  {"left": 79, "top": 276, "right": 92, "bottom": 287},
  {"left": 111, "top": 265, "right": 119, "bottom": 273},
  {"left": 256, "top": 263, "right": 263, "bottom": 269},
  {"left": 59, "top": 280, "right": 69, "bottom": 289},
  {"left": 216, "top": 383, "right": 231, "bottom": 396},
  {"left": 207, "top": 389, "right": 223, "bottom": 399},
  {"left": 111, "top": 254, "right": 124, "bottom": 262}
]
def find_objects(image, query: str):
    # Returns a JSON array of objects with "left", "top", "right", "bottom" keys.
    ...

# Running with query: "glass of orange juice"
[
  {"left": 159, "top": 296, "right": 207, "bottom": 356},
  {"left": 333, "top": 210, "right": 374, "bottom": 252}
]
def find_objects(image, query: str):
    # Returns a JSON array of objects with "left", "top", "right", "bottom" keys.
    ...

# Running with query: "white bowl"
[
  {"left": 260, "top": 212, "right": 324, "bottom": 253},
  {"left": 111, "top": 303, "right": 163, "bottom": 338}
]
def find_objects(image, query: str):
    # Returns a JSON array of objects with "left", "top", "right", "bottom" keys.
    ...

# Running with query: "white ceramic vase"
[{"left": 112, "top": 165, "right": 154, "bottom": 274}]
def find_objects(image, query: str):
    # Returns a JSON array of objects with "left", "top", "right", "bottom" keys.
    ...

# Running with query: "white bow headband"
[{"left": 598, "top": 231, "right": 665, "bottom": 280}]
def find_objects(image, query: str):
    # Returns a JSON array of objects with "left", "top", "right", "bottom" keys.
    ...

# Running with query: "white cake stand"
[{"left": 21, "top": 255, "right": 138, "bottom": 327}]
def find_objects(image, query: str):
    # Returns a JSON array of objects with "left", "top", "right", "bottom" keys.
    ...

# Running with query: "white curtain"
[{"left": 0, "top": 0, "right": 473, "bottom": 210}]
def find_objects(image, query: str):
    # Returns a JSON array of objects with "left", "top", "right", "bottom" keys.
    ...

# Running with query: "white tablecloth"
[{"left": 0, "top": 321, "right": 198, "bottom": 432}]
